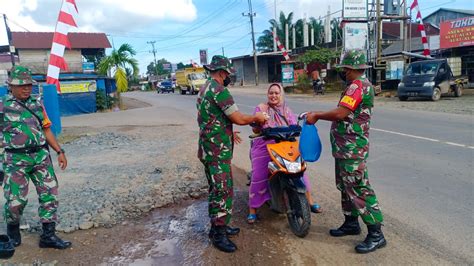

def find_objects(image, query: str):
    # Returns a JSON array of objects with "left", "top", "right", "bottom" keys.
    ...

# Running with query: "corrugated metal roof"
[
  {"left": 12, "top": 32, "right": 112, "bottom": 49},
  {"left": 382, "top": 37, "right": 426, "bottom": 56}
]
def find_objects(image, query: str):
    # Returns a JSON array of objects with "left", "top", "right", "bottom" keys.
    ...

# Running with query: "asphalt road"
[{"left": 131, "top": 90, "right": 473, "bottom": 263}]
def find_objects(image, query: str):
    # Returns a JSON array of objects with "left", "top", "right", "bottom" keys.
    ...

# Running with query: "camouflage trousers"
[
  {"left": 202, "top": 160, "right": 233, "bottom": 226},
  {"left": 3, "top": 148, "right": 58, "bottom": 224},
  {"left": 335, "top": 158, "right": 383, "bottom": 225}
]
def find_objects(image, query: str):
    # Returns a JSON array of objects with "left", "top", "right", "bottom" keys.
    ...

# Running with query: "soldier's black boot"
[
  {"left": 39, "top": 222, "right": 72, "bottom": 249},
  {"left": 225, "top": 226, "right": 240, "bottom": 236},
  {"left": 209, "top": 225, "right": 237, "bottom": 253},
  {"left": 329, "top": 215, "right": 361, "bottom": 237},
  {"left": 355, "top": 224, "right": 387, "bottom": 254},
  {"left": 7, "top": 223, "right": 21, "bottom": 247}
]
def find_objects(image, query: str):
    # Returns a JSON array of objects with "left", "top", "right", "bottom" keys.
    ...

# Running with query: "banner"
[
  {"left": 60, "top": 80, "right": 97, "bottom": 94},
  {"left": 281, "top": 63, "right": 295, "bottom": 85},
  {"left": 344, "top": 23, "right": 368, "bottom": 51},
  {"left": 440, "top": 16, "right": 474, "bottom": 49},
  {"left": 343, "top": 0, "right": 368, "bottom": 19},
  {"left": 199, "top": 49, "right": 208, "bottom": 65}
]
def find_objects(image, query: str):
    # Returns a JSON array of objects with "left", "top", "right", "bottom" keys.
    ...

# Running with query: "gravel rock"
[
  {"left": 79, "top": 222, "right": 94, "bottom": 230},
  {"left": 6, "top": 128, "right": 203, "bottom": 234}
]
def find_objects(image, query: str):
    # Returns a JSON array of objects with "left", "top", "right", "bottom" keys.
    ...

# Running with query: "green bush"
[
  {"left": 296, "top": 73, "right": 312, "bottom": 93},
  {"left": 96, "top": 90, "right": 108, "bottom": 111}
]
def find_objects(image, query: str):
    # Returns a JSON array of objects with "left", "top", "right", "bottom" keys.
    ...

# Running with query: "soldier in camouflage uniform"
[
  {"left": 1, "top": 66, "right": 71, "bottom": 249},
  {"left": 197, "top": 55, "right": 267, "bottom": 253},
  {"left": 305, "top": 50, "right": 386, "bottom": 254}
]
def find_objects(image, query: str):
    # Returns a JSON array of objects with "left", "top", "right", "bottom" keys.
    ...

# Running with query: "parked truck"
[
  {"left": 397, "top": 59, "right": 468, "bottom": 101},
  {"left": 175, "top": 67, "right": 207, "bottom": 95}
]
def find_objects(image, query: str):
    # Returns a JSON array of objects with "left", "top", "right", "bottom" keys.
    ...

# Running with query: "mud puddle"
[{"left": 1, "top": 166, "right": 291, "bottom": 265}]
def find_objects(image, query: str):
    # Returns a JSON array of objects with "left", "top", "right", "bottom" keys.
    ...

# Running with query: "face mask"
[
  {"left": 338, "top": 71, "right": 347, "bottom": 82},
  {"left": 223, "top": 76, "right": 231, "bottom": 87}
]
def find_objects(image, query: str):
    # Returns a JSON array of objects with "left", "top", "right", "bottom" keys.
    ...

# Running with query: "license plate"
[{"left": 408, "top": 92, "right": 418, "bottom": 96}]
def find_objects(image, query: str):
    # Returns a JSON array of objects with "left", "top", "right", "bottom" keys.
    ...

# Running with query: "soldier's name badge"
[{"left": 341, "top": 95, "right": 356, "bottom": 108}]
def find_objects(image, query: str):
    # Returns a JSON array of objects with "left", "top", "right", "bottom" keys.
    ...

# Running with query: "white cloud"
[{"left": 0, "top": 0, "right": 197, "bottom": 32}]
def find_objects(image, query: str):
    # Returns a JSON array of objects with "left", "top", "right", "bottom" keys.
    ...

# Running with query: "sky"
[{"left": 1, "top": 0, "right": 473, "bottom": 75}]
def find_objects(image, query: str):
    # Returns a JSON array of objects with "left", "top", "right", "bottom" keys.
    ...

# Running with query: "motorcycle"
[
  {"left": 251, "top": 123, "right": 311, "bottom": 237},
  {"left": 312, "top": 79, "right": 325, "bottom": 95}
]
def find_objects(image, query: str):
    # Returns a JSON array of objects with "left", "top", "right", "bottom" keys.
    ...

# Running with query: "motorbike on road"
[{"left": 251, "top": 124, "right": 311, "bottom": 237}]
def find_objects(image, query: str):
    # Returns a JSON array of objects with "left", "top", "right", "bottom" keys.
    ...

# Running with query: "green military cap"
[
  {"left": 6, "top": 65, "right": 36, "bottom": 86},
  {"left": 203, "top": 55, "right": 235, "bottom": 74},
  {"left": 336, "top": 50, "right": 372, "bottom": 70}
]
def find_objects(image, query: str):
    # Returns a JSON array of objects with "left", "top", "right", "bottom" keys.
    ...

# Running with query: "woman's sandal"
[
  {"left": 247, "top": 213, "right": 257, "bottom": 224},
  {"left": 310, "top": 204, "right": 323, "bottom": 214}
]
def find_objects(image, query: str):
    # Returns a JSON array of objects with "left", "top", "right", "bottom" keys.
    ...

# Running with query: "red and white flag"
[
  {"left": 410, "top": 0, "right": 430, "bottom": 56},
  {"left": 46, "top": 0, "right": 79, "bottom": 92},
  {"left": 272, "top": 31, "right": 290, "bottom": 61}
]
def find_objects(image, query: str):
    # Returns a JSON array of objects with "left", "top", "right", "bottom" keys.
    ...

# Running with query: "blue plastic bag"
[{"left": 299, "top": 119, "right": 322, "bottom": 162}]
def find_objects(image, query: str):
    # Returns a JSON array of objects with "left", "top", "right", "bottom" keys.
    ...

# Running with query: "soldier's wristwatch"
[{"left": 57, "top": 148, "right": 65, "bottom": 155}]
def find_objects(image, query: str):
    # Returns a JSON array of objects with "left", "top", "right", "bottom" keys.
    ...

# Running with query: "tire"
[
  {"left": 431, "top": 87, "right": 441, "bottom": 101},
  {"left": 454, "top": 84, "right": 463, "bottom": 97},
  {"left": 180, "top": 89, "right": 186, "bottom": 95},
  {"left": 398, "top": 96, "right": 408, "bottom": 101},
  {"left": 284, "top": 189, "right": 311, "bottom": 238}
]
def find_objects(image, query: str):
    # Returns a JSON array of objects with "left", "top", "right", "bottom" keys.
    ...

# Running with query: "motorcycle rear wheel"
[{"left": 284, "top": 189, "right": 311, "bottom": 237}]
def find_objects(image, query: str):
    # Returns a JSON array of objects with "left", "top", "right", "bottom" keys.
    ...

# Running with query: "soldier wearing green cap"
[
  {"left": 305, "top": 50, "right": 386, "bottom": 254},
  {"left": 1, "top": 66, "right": 71, "bottom": 249},
  {"left": 196, "top": 55, "right": 267, "bottom": 253}
]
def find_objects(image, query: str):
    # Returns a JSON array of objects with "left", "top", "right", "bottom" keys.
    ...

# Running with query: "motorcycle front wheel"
[{"left": 284, "top": 189, "right": 311, "bottom": 237}]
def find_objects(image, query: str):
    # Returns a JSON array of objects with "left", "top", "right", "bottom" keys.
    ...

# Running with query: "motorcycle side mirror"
[{"left": 298, "top": 112, "right": 308, "bottom": 121}]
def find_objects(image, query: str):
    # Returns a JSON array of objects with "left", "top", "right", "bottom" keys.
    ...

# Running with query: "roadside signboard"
[
  {"left": 82, "top": 62, "right": 95, "bottom": 73},
  {"left": 343, "top": 0, "right": 368, "bottom": 19},
  {"left": 386, "top": 60, "right": 404, "bottom": 80},
  {"left": 60, "top": 80, "right": 97, "bottom": 94},
  {"left": 199, "top": 49, "right": 208, "bottom": 65},
  {"left": 162, "top": 63, "right": 171, "bottom": 71},
  {"left": 344, "top": 22, "right": 368, "bottom": 57},
  {"left": 440, "top": 16, "right": 474, "bottom": 49},
  {"left": 281, "top": 63, "right": 295, "bottom": 86}
]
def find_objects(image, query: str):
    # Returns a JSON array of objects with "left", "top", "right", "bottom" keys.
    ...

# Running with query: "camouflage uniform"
[
  {"left": 331, "top": 50, "right": 383, "bottom": 225},
  {"left": 197, "top": 56, "right": 238, "bottom": 226},
  {"left": 1, "top": 66, "right": 58, "bottom": 224}
]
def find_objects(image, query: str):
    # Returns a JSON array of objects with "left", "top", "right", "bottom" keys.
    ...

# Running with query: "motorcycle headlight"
[
  {"left": 283, "top": 158, "right": 302, "bottom": 173},
  {"left": 423, "top": 81, "right": 435, "bottom": 87},
  {"left": 271, "top": 151, "right": 286, "bottom": 166}
]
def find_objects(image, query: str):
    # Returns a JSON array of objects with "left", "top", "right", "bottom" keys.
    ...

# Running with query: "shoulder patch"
[{"left": 346, "top": 80, "right": 362, "bottom": 96}]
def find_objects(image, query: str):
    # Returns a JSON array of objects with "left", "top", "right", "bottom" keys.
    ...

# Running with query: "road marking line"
[
  {"left": 445, "top": 142, "right": 467, "bottom": 148},
  {"left": 372, "top": 128, "right": 440, "bottom": 142},
  {"left": 372, "top": 128, "right": 472, "bottom": 149}
]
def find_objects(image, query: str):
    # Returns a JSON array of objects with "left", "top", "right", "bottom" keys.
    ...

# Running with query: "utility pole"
[
  {"left": 3, "top": 14, "right": 15, "bottom": 66},
  {"left": 243, "top": 0, "right": 258, "bottom": 86},
  {"left": 222, "top": 47, "right": 225, "bottom": 56},
  {"left": 147, "top": 41, "right": 158, "bottom": 74}
]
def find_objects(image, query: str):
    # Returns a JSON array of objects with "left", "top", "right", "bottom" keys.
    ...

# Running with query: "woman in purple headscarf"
[{"left": 247, "top": 83, "right": 321, "bottom": 224}]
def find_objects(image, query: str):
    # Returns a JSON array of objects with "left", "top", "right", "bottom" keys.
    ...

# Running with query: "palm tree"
[
  {"left": 257, "top": 11, "right": 294, "bottom": 52},
  {"left": 98, "top": 43, "right": 139, "bottom": 93},
  {"left": 309, "top": 17, "right": 324, "bottom": 46}
]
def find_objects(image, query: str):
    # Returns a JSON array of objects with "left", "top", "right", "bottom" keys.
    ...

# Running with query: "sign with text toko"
[{"left": 440, "top": 16, "right": 474, "bottom": 49}]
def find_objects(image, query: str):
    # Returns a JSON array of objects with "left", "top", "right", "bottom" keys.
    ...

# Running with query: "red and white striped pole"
[
  {"left": 271, "top": 32, "right": 290, "bottom": 61},
  {"left": 46, "top": 0, "right": 79, "bottom": 92},
  {"left": 410, "top": 0, "right": 430, "bottom": 56}
]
